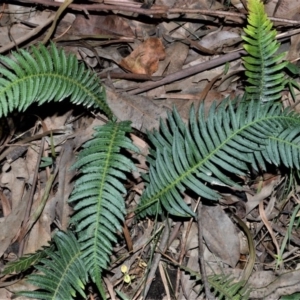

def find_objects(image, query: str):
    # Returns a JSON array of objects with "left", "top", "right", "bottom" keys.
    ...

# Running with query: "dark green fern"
[
  {"left": 2, "top": 0, "right": 300, "bottom": 298},
  {"left": 242, "top": 0, "right": 288, "bottom": 102},
  {"left": 69, "top": 120, "right": 138, "bottom": 294},
  {"left": 17, "top": 231, "right": 87, "bottom": 300},
  {"left": 3, "top": 244, "right": 55, "bottom": 275},
  {"left": 0, "top": 44, "right": 138, "bottom": 299},
  {"left": 137, "top": 99, "right": 300, "bottom": 217},
  {"left": 0, "top": 43, "right": 113, "bottom": 119},
  {"left": 166, "top": 260, "right": 250, "bottom": 299}
]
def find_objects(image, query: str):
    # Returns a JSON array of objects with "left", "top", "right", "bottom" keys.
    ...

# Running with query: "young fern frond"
[
  {"left": 17, "top": 231, "right": 87, "bottom": 300},
  {"left": 137, "top": 99, "right": 300, "bottom": 217},
  {"left": 242, "top": 0, "right": 288, "bottom": 102},
  {"left": 0, "top": 43, "right": 113, "bottom": 119},
  {"left": 69, "top": 121, "right": 138, "bottom": 291}
]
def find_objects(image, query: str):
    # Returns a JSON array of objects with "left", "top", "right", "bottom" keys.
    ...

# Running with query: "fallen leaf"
[
  {"left": 120, "top": 38, "right": 166, "bottom": 75},
  {"left": 70, "top": 14, "right": 134, "bottom": 37},
  {"left": 201, "top": 205, "right": 240, "bottom": 268}
]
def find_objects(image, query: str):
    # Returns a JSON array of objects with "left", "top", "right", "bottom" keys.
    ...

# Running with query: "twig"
[
  {"left": 0, "top": 15, "right": 55, "bottom": 53},
  {"left": 18, "top": 156, "right": 59, "bottom": 243},
  {"left": 9, "top": 1, "right": 300, "bottom": 25},
  {"left": 128, "top": 49, "right": 245, "bottom": 95},
  {"left": 42, "top": 0, "right": 74, "bottom": 44},
  {"left": 18, "top": 138, "right": 45, "bottom": 256},
  {"left": 197, "top": 201, "right": 215, "bottom": 300},
  {"left": 142, "top": 220, "right": 170, "bottom": 299},
  {"left": 231, "top": 213, "right": 255, "bottom": 282},
  {"left": 259, "top": 200, "right": 282, "bottom": 268}
]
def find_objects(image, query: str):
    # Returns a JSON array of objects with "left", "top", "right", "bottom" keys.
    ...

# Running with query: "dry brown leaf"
[
  {"left": 201, "top": 205, "right": 240, "bottom": 268},
  {"left": 71, "top": 14, "right": 134, "bottom": 37},
  {"left": 0, "top": 191, "right": 29, "bottom": 258},
  {"left": 106, "top": 86, "right": 166, "bottom": 132},
  {"left": 1, "top": 158, "right": 29, "bottom": 209},
  {"left": 0, "top": 288, "right": 12, "bottom": 299},
  {"left": 23, "top": 199, "right": 52, "bottom": 255},
  {"left": 266, "top": 0, "right": 300, "bottom": 18},
  {"left": 249, "top": 269, "right": 300, "bottom": 299},
  {"left": 245, "top": 176, "right": 281, "bottom": 215},
  {"left": 199, "top": 30, "right": 241, "bottom": 52},
  {"left": 120, "top": 38, "right": 166, "bottom": 75}
]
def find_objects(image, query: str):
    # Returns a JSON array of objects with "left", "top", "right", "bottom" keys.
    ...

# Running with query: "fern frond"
[
  {"left": 242, "top": 0, "right": 288, "bottom": 102},
  {"left": 0, "top": 43, "right": 113, "bottom": 119},
  {"left": 18, "top": 231, "right": 87, "bottom": 300},
  {"left": 207, "top": 274, "right": 250, "bottom": 300},
  {"left": 168, "top": 261, "right": 250, "bottom": 299},
  {"left": 3, "top": 245, "right": 55, "bottom": 275},
  {"left": 69, "top": 121, "right": 138, "bottom": 290},
  {"left": 137, "top": 99, "right": 300, "bottom": 217}
]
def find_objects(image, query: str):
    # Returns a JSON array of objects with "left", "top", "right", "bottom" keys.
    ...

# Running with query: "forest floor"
[{"left": 1, "top": 0, "right": 300, "bottom": 299}]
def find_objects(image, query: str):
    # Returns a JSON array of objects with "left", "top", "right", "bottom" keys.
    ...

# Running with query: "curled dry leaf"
[{"left": 120, "top": 37, "right": 166, "bottom": 75}]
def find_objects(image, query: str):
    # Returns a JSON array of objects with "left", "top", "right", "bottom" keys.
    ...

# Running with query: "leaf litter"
[{"left": 1, "top": 0, "right": 300, "bottom": 299}]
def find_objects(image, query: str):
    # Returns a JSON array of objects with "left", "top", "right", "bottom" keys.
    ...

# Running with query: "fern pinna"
[
  {"left": 242, "top": 0, "right": 287, "bottom": 102},
  {"left": 137, "top": 99, "right": 300, "bottom": 218}
]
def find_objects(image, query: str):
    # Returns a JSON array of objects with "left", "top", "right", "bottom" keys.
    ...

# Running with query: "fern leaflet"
[{"left": 3, "top": 245, "right": 55, "bottom": 275}]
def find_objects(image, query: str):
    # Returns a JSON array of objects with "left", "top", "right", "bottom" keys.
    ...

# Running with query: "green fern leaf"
[
  {"left": 0, "top": 43, "right": 113, "bottom": 119},
  {"left": 17, "top": 231, "right": 87, "bottom": 300},
  {"left": 169, "top": 261, "right": 250, "bottom": 299},
  {"left": 3, "top": 245, "right": 55, "bottom": 275},
  {"left": 263, "top": 126, "right": 300, "bottom": 168},
  {"left": 137, "top": 99, "right": 300, "bottom": 217},
  {"left": 69, "top": 121, "right": 138, "bottom": 290},
  {"left": 242, "top": 0, "right": 288, "bottom": 102}
]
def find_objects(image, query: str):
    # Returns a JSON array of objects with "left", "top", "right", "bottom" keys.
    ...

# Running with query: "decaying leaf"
[{"left": 120, "top": 37, "right": 166, "bottom": 75}]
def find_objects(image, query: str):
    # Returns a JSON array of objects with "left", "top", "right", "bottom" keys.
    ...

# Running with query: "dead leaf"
[
  {"left": 266, "top": 0, "right": 300, "bottom": 19},
  {"left": 245, "top": 176, "right": 281, "bottom": 216},
  {"left": 71, "top": 14, "right": 134, "bottom": 38},
  {"left": 0, "top": 190, "right": 29, "bottom": 258},
  {"left": 201, "top": 205, "right": 240, "bottom": 268},
  {"left": 199, "top": 30, "right": 241, "bottom": 52},
  {"left": 0, "top": 158, "right": 29, "bottom": 209},
  {"left": 249, "top": 269, "right": 300, "bottom": 299},
  {"left": 120, "top": 38, "right": 166, "bottom": 75},
  {"left": 106, "top": 86, "right": 167, "bottom": 132}
]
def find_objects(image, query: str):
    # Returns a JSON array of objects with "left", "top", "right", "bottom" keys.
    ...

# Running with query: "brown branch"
[
  {"left": 127, "top": 49, "right": 245, "bottom": 95},
  {"left": 8, "top": 0, "right": 300, "bottom": 25}
]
